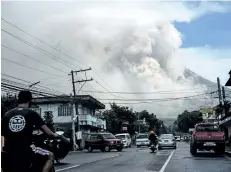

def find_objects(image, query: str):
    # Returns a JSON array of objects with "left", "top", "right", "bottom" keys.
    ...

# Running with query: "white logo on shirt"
[{"left": 9, "top": 115, "right": 26, "bottom": 132}]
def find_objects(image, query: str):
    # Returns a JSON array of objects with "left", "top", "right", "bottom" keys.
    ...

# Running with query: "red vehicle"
[
  {"left": 190, "top": 123, "right": 225, "bottom": 155},
  {"left": 85, "top": 133, "right": 123, "bottom": 152}
]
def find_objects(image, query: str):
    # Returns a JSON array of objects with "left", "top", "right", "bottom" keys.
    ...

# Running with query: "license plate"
[
  {"left": 204, "top": 142, "right": 216, "bottom": 146},
  {"left": 141, "top": 142, "right": 144, "bottom": 145},
  {"left": 164, "top": 140, "right": 168, "bottom": 142}
]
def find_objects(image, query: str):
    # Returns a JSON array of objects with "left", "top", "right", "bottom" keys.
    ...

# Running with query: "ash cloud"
[{"left": 3, "top": 1, "right": 225, "bottom": 117}]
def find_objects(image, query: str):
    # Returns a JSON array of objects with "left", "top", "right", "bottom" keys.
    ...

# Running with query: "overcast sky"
[{"left": 1, "top": 1, "right": 231, "bottom": 118}]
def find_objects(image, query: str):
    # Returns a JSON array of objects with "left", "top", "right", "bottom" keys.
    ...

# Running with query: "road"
[{"left": 55, "top": 142, "right": 231, "bottom": 172}]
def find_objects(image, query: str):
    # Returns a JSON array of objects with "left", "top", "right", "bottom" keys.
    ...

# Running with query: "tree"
[
  {"left": 102, "top": 103, "right": 166, "bottom": 136},
  {"left": 102, "top": 103, "right": 137, "bottom": 135},
  {"left": 43, "top": 111, "right": 55, "bottom": 132},
  {"left": 1, "top": 94, "right": 17, "bottom": 117},
  {"left": 175, "top": 110, "right": 203, "bottom": 133}
]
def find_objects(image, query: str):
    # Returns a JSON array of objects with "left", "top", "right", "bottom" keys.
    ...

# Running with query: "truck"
[{"left": 190, "top": 123, "right": 225, "bottom": 156}]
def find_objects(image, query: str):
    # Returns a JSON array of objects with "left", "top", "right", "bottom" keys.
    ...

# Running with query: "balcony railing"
[{"left": 79, "top": 114, "right": 105, "bottom": 128}]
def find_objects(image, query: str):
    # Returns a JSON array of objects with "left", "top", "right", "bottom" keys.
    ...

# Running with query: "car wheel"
[
  {"left": 129, "top": 144, "right": 131, "bottom": 148},
  {"left": 190, "top": 144, "right": 197, "bottom": 156},
  {"left": 174, "top": 146, "right": 177, "bottom": 149},
  {"left": 104, "top": 145, "right": 111, "bottom": 152},
  {"left": 117, "top": 147, "right": 123, "bottom": 152},
  {"left": 215, "top": 145, "right": 225, "bottom": 155},
  {"left": 88, "top": 146, "right": 93, "bottom": 152}
]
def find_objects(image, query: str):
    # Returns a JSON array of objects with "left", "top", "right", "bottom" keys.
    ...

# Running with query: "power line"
[
  {"left": 2, "top": 57, "right": 64, "bottom": 77},
  {"left": 1, "top": 83, "right": 60, "bottom": 97},
  {"left": 2, "top": 44, "right": 67, "bottom": 74},
  {"left": 80, "top": 89, "right": 216, "bottom": 95},
  {"left": 1, "top": 76, "right": 65, "bottom": 95},
  {"left": 1, "top": 28, "right": 76, "bottom": 69},
  {"left": 94, "top": 80, "right": 124, "bottom": 98},
  {"left": 1, "top": 18, "right": 86, "bottom": 68},
  {"left": 1, "top": 18, "right": 123, "bottom": 98},
  {"left": 96, "top": 92, "right": 217, "bottom": 102}
]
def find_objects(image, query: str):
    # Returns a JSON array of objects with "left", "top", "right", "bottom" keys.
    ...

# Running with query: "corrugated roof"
[{"left": 32, "top": 95, "right": 105, "bottom": 109}]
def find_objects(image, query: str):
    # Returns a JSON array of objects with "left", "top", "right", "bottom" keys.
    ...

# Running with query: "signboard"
[
  {"left": 76, "top": 131, "right": 82, "bottom": 140},
  {"left": 122, "top": 127, "right": 127, "bottom": 131}
]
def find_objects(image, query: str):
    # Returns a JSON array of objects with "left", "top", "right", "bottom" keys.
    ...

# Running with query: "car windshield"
[
  {"left": 159, "top": 135, "right": 174, "bottom": 139},
  {"left": 102, "top": 134, "right": 116, "bottom": 139},
  {"left": 137, "top": 135, "right": 148, "bottom": 139},
  {"left": 196, "top": 125, "right": 219, "bottom": 132},
  {"left": 116, "top": 135, "right": 125, "bottom": 139}
]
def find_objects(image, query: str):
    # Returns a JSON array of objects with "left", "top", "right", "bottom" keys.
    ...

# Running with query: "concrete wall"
[{"left": 34, "top": 103, "right": 106, "bottom": 129}]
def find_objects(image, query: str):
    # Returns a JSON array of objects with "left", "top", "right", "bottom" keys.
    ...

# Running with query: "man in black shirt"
[{"left": 1, "top": 90, "right": 58, "bottom": 172}]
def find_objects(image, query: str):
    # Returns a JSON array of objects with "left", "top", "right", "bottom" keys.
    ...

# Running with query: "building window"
[{"left": 58, "top": 105, "right": 72, "bottom": 116}]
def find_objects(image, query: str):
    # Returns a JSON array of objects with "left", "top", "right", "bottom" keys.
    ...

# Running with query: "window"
[
  {"left": 102, "top": 133, "right": 116, "bottom": 139},
  {"left": 137, "top": 134, "right": 148, "bottom": 139},
  {"left": 90, "top": 135, "right": 97, "bottom": 140},
  {"left": 96, "top": 135, "right": 103, "bottom": 140},
  {"left": 58, "top": 105, "right": 72, "bottom": 116},
  {"left": 196, "top": 125, "right": 219, "bottom": 132}
]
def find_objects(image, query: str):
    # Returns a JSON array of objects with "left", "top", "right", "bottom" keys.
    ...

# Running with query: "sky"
[{"left": 1, "top": 0, "right": 231, "bottom": 118}]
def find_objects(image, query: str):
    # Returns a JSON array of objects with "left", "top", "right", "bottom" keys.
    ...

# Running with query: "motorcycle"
[
  {"left": 30, "top": 130, "right": 70, "bottom": 172},
  {"left": 150, "top": 144, "right": 157, "bottom": 153},
  {"left": 52, "top": 131, "right": 70, "bottom": 163}
]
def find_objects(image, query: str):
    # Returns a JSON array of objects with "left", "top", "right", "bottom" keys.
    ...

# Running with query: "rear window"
[
  {"left": 102, "top": 133, "right": 116, "bottom": 139},
  {"left": 116, "top": 135, "right": 125, "bottom": 139},
  {"left": 196, "top": 125, "right": 219, "bottom": 132},
  {"left": 137, "top": 134, "right": 148, "bottom": 139},
  {"left": 160, "top": 136, "right": 173, "bottom": 139}
]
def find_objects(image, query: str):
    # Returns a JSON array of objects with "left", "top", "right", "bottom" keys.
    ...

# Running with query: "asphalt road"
[{"left": 55, "top": 142, "right": 231, "bottom": 172}]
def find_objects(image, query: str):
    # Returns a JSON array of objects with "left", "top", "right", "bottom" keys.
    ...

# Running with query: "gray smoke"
[{"left": 3, "top": 1, "right": 226, "bottom": 117}]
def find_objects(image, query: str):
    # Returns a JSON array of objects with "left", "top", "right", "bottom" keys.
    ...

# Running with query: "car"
[
  {"left": 115, "top": 133, "right": 132, "bottom": 148},
  {"left": 85, "top": 133, "right": 123, "bottom": 152},
  {"left": 174, "top": 136, "right": 181, "bottom": 142},
  {"left": 136, "top": 133, "right": 149, "bottom": 147},
  {"left": 158, "top": 135, "right": 176, "bottom": 149},
  {"left": 190, "top": 123, "right": 225, "bottom": 156}
]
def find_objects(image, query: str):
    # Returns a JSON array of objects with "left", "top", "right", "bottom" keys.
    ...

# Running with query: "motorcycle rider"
[
  {"left": 1, "top": 90, "right": 58, "bottom": 172},
  {"left": 149, "top": 130, "right": 157, "bottom": 147}
]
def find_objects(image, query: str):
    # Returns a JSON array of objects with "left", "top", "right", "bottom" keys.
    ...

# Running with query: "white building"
[{"left": 32, "top": 95, "right": 106, "bottom": 133}]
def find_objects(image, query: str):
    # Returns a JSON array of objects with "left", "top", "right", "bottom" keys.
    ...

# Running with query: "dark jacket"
[{"left": 149, "top": 134, "right": 157, "bottom": 143}]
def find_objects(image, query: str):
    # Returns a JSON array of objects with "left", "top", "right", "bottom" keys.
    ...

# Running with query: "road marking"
[
  {"left": 56, "top": 154, "right": 120, "bottom": 171},
  {"left": 56, "top": 165, "right": 80, "bottom": 172},
  {"left": 159, "top": 150, "right": 175, "bottom": 172}
]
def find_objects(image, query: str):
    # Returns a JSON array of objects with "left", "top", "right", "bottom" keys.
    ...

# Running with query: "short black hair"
[{"left": 18, "top": 90, "right": 32, "bottom": 104}]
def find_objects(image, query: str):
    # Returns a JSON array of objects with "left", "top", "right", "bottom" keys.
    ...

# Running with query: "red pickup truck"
[{"left": 190, "top": 123, "right": 225, "bottom": 155}]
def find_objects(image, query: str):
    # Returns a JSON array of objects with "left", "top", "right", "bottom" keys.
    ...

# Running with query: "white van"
[
  {"left": 115, "top": 133, "right": 132, "bottom": 148},
  {"left": 136, "top": 133, "right": 149, "bottom": 147}
]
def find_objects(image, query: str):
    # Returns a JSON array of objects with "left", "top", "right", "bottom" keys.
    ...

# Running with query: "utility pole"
[
  {"left": 217, "top": 77, "right": 222, "bottom": 105},
  {"left": 222, "top": 86, "right": 226, "bottom": 102},
  {"left": 217, "top": 77, "right": 222, "bottom": 124},
  {"left": 69, "top": 68, "right": 93, "bottom": 151},
  {"left": 222, "top": 86, "right": 226, "bottom": 116}
]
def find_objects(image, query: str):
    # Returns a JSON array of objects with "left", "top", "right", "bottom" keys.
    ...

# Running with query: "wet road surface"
[{"left": 55, "top": 142, "right": 231, "bottom": 172}]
